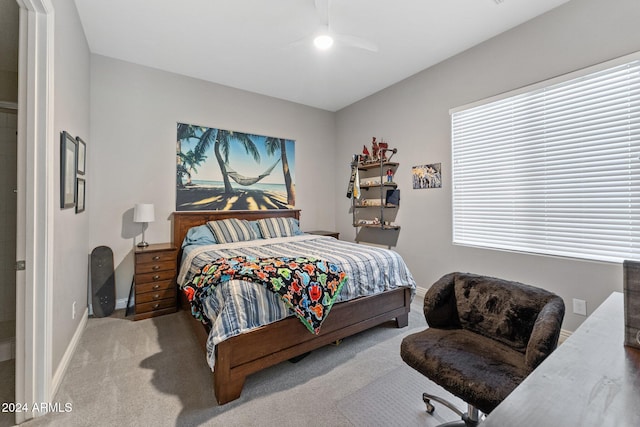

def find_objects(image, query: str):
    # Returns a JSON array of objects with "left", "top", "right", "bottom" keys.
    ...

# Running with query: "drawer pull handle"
[
  {"left": 153, "top": 294, "right": 160, "bottom": 299},
  {"left": 152, "top": 304, "right": 160, "bottom": 309},
  {"left": 153, "top": 284, "right": 160, "bottom": 290},
  {"left": 152, "top": 265, "right": 161, "bottom": 271},
  {"left": 152, "top": 256, "right": 160, "bottom": 261},
  {"left": 153, "top": 275, "right": 160, "bottom": 281}
]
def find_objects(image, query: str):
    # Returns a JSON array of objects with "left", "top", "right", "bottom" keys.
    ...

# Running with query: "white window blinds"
[{"left": 451, "top": 57, "right": 640, "bottom": 263}]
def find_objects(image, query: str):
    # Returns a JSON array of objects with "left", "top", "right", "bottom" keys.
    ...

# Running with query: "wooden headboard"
[{"left": 172, "top": 209, "right": 301, "bottom": 248}]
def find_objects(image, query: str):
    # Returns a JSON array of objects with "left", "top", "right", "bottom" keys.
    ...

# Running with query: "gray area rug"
[{"left": 338, "top": 365, "right": 463, "bottom": 427}]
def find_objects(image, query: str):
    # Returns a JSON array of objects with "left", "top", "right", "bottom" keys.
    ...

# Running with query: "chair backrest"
[{"left": 426, "top": 272, "right": 562, "bottom": 352}]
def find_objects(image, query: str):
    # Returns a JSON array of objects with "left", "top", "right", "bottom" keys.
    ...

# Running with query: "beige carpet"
[
  {"left": 338, "top": 365, "right": 463, "bottom": 427},
  {"left": 18, "top": 299, "right": 460, "bottom": 427}
]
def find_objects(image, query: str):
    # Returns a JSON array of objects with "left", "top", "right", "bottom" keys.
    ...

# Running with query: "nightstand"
[
  {"left": 306, "top": 230, "right": 340, "bottom": 240},
  {"left": 133, "top": 243, "right": 178, "bottom": 320}
]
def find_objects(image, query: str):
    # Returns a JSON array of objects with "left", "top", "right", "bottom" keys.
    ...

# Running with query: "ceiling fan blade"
[
  {"left": 288, "top": 35, "right": 313, "bottom": 48},
  {"left": 335, "top": 33, "right": 379, "bottom": 52}
]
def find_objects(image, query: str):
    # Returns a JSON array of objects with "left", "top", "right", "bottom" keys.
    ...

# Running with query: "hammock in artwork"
[{"left": 225, "top": 158, "right": 281, "bottom": 186}]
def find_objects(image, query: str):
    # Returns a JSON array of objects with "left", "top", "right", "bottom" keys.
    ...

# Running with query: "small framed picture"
[
  {"left": 60, "top": 131, "right": 77, "bottom": 209},
  {"left": 412, "top": 163, "right": 442, "bottom": 189},
  {"left": 76, "top": 178, "right": 86, "bottom": 213},
  {"left": 76, "top": 136, "right": 86, "bottom": 175}
]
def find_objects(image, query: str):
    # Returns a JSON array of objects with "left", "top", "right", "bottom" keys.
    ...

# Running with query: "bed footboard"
[{"left": 211, "top": 286, "right": 411, "bottom": 404}]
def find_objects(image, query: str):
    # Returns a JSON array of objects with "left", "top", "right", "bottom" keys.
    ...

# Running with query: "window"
[{"left": 451, "top": 54, "right": 640, "bottom": 263}]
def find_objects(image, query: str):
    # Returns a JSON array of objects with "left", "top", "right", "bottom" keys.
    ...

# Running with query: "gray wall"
[
  {"left": 335, "top": 0, "right": 640, "bottom": 331},
  {"left": 88, "top": 56, "right": 337, "bottom": 301},
  {"left": 51, "top": 0, "right": 91, "bottom": 372}
]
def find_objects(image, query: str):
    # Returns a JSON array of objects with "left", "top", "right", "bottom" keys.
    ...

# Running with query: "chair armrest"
[
  {"left": 424, "top": 272, "right": 461, "bottom": 328},
  {"left": 525, "top": 296, "right": 565, "bottom": 370}
]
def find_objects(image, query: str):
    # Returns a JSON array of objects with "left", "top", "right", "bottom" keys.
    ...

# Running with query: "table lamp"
[{"left": 133, "top": 203, "right": 155, "bottom": 247}]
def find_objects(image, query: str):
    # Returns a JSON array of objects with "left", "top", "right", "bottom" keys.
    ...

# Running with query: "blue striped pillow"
[
  {"left": 256, "top": 217, "right": 302, "bottom": 239},
  {"left": 206, "top": 218, "right": 258, "bottom": 244}
]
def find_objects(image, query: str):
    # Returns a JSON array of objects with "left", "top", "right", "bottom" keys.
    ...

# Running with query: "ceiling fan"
[{"left": 292, "top": 0, "right": 379, "bottom": 52}]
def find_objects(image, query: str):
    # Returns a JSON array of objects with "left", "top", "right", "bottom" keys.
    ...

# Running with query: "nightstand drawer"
[
  {"left": 135, "top": 279, "right": 174, "bottom": 294},
  {"left": 136, "top": 298, "right": 176, "bottom": 314},
  {"left": 136, "top": 287, "right": 176, "bottom": 303},
  {"left": 136, "top": 251, "right": 176, "bottom": 264},
  {"left": 135, "top": 270, "right": 175, "bottom": 284},
  {"left": 135, "top": 259, "right": 176, "bottom": 275}
]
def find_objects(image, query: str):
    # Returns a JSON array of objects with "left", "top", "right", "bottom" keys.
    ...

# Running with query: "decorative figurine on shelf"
[
  {"left": 361, "top": 145, "right": 370, "bottom": 164},
  {"left": 386, "top": 168, "right": 394, "bottom": 182},
  {"left": 379, "top": 141, "right": 388, "bottom": 160},
  {"left": 371, "top": 137, "right": 379, "bottom": 162}
]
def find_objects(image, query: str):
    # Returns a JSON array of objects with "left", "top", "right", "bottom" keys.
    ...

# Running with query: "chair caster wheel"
[{"left": 422, "top": 393, "right": 435, "bottom": 414}]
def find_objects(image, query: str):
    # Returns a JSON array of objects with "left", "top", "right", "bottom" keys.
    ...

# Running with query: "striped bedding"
[{"left": 178, "top": 234, "right": 416, "bottom": 369}]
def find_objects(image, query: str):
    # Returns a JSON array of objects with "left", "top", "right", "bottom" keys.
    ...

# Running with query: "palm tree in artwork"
[
  {"left": 177, "top": 150, "right": 207, "bottom": 185},
  {"left": 195, "top": 128, "right": 260, "bottom": 194},
  {"left": 176, "top": 123, "right": 201, "bottom": 187},
  {"left": 265, "top": 137, "right": 295, "bottom": 205}
]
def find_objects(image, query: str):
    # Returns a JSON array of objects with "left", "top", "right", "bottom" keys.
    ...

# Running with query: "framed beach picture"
[
  {"left": 76, "top": 136, "right": 86, "bottom": 175},
  {"left": 412, "top": 163, "right": 442, "bottom": 189},
  {"left": 76, "top": 178, "right": 86, "bottom": 213},
  {"left": 176, "top": 123, "right": 296, "bottom": 211},
  {"left": 60, "top": 131, "right": 77, "bottom": 209}
]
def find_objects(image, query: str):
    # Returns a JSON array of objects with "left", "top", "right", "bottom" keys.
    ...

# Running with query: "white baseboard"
[
  {"left": 414, "top": 286, "right": 428, "bottom": 300},
  {"left": 559, "top": 329, "right": 572, "bottom": 345},
  {"left": 88, "top": 298, "right": 129, "bottom": 316},
  {"left": 51, "top": 307, "right": 88, "bottom": 399}
]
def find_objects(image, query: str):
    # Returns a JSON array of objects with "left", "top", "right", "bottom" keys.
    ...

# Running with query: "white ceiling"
[{"left": 73, "top": 0, "right": 570, "bottom": 112}]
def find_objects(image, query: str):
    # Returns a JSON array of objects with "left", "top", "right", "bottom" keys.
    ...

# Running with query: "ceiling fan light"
[{"left": 313, "top": 34, "right": 334, "bottom": 50}]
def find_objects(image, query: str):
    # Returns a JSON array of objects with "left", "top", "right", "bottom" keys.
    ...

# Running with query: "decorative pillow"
[
  {"left": 256, "top": 217, "right": 303, "bottom": 239},
  {"left": 247, "top": 220, "right": 263, "bottom": 239},
  {"left": 181, "top": 224, "right": 217, "bottom": 248},
  {"left": 206, "top": 218, "right": 258, "bottom": 244}
]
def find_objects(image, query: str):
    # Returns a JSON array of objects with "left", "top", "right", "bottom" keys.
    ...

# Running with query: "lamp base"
[{"left": 137, "top": 241, "right": 149, "bottom": 248}]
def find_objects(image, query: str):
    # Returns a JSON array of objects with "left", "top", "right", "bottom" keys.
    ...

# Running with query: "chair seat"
[{"left": 401, "top": 328, "right": 531, "bottom": 414}]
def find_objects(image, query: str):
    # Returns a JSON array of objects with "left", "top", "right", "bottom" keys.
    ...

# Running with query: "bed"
[{"left": 172, "top": 209, "right": 415, "bottom": 404}]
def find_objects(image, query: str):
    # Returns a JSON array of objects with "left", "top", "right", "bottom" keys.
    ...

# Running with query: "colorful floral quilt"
[{"left": 183, "top": 256, "right": 348, "bottom": 334}]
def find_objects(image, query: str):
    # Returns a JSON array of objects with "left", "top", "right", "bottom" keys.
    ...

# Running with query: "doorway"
[
  {"left": 0, "top": 0, "right": 19, "bottom": 424},
  {"left": 0, "top": 106, "right": 17, "bottom": 427},
  {"left": 0, "top": 108, "right": 17, "bottom": 358}
]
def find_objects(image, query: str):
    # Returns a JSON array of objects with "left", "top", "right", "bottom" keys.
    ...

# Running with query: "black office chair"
[{"left": 401, "top": 272, "right": 565, "bottom": 426}]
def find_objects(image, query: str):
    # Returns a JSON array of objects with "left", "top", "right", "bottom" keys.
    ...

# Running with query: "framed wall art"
[
  {"left": 76, "top": 177, "right": 86, "bottom": 213},
  {"left": 176, "top": 123, "right": 296, "bottom": 211},
  {"left": 76, "top": 136, "right": 86, "bottom": 175},
  {"left": 412, "top": 163, "right": 442, "bottom": 189},
  {"left": 60, "top": 131, "right": 77, "bottom": 209}
]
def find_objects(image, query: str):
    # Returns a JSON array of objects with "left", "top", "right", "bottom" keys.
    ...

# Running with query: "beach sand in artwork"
[{"left": 176, "top": 186, "right": 292, "bottom": 211}]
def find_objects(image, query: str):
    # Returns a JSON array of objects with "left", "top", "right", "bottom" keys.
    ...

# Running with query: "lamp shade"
[{"left": 133, "top": 203, "right": 155, "bottom": 223}]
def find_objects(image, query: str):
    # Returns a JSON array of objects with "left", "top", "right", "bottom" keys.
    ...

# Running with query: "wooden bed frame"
[{"left": 172, "top": 209, "right": 411, "bottom": 405}]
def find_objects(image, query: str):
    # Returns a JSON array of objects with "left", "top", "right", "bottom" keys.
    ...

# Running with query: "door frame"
[{"left": 15, "top": 0, "right": 54, "bottom": 423}]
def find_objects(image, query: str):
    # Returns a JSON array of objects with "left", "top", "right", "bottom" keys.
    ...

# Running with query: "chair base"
[{"left": 422, "top": 393, "right": 481, "bottom": 427}]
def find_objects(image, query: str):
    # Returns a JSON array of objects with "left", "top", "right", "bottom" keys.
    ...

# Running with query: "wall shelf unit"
[{"left": 351, "top": 158, "right": 400, "bottom": 230}]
